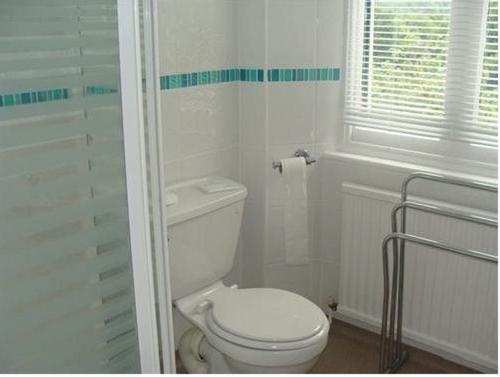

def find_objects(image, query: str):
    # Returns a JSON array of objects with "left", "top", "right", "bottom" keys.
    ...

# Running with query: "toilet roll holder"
[{"left": 272, "top": 149, "right": 316, "bottom": 174}]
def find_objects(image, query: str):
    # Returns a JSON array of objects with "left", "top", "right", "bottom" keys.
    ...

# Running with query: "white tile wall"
[
  {"left": 158, "top": 0, "right": 240, "bottom": 186},
  {"left": 237, "top": 0, "right": 268, "bottom": 289},
  {"left": 237, "top": 0, "right": 266, "bottom": 66},
  {"left": 158, "top": 0, "right": 241, "bottom": 346},
  {"left": 159, "top": 0, "right": 345, "bottom": 313},
  {"left": 268, "top": 84, "right": 316, "bottom": 145},
  {"left": 239, "top": 86, "right": 266, "bottom": 147},
  {"left": 317, "top": 0, "right": 345, "bottom": 67},
  {"left": 235, "top": 0, "right": 345, "bottom": 302},
  {"left": 267, "top": 0, "right": 317, "bottom": 67}
]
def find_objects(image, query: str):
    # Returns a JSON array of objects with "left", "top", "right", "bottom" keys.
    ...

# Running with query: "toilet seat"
[{"left": 202, "top": 287, "right": 328, "bottom": 351}]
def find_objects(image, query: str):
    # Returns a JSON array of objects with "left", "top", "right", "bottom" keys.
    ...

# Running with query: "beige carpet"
[{"left": 311, "top": 319, "right": 479, "bottom": 374}]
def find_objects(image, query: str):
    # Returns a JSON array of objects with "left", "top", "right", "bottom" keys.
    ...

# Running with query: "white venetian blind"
[
  {"left": 0, "top": 0, "right": 140, "bottom": 373},
  {"left": 478, "top": 0, "right": 499, "bottom": 132},
  {"left": 345, "top": 0, "right": 498, "bottom": 150}
]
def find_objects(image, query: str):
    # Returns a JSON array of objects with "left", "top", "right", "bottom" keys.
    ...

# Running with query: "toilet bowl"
[
  {"left": 166, "top": 177, "right": 330, "bottom": 373},
  {"left": 176, "top": 281, "right": 329, "bottom": 373}
]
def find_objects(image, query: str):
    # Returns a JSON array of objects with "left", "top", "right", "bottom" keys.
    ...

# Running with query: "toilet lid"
[{"left": 208, "top": 288, "right": 326, "bottom": 343}]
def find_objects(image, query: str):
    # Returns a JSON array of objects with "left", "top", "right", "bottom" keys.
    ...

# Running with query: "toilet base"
[
  {"left": 223, "top": 353, "right": 319, "bottom": 374},
  {"left": 179, "top": 327, "right": 321, "bottom": 374}
]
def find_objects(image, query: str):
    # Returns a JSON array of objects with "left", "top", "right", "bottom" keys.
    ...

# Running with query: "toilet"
[{"left": 166, "top": 176, "right": 330, "bottom": 373}]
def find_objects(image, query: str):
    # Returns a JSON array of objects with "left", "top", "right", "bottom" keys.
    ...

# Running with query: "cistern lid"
[
  {"left": 208, "top": 288, "right": 326, "bottom": 343},
  {"left": 165, "top": 176, "right": 247, "bottom": 226}
]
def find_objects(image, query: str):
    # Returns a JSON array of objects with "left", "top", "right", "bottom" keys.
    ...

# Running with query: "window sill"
[{"left": 322, "top": 150, "right": 498, "bottom": 184}]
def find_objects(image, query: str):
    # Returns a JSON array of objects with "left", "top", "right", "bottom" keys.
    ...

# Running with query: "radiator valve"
[{"left": 327, "top": 296, "right": 338, "bottom": 328}]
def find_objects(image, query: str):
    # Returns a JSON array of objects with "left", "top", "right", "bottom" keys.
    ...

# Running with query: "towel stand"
[{"left": 379, "top": 172, "right": 498, "bottom": 373}]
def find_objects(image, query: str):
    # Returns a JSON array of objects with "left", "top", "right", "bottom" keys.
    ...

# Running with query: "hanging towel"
[{"left": 281, "top": 157, "right": 309, "bottom": 265}]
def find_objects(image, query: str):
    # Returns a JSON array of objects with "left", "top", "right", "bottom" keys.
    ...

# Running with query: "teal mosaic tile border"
[
  {"left": 0, "top": 88, "right": 69, "bottom": 107},
  {"left": 160, "top": 67, "right": 340, "bottom": 90},
  {"left": 0, "top": 86, "right": 118, "bottom": 108},
  {"left": 84, "top": 86, "right": 118, "bottom": 95},
  {"left": 267, "top": 68, "right": 340, "bottom": 82},
  {"left": 160, "top": 68, "right": 264, "bottom": 90}
]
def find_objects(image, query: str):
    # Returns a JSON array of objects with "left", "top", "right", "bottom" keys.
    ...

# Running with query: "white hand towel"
[{"left": 281, "top": 157, "right": 309, "bottom": 265}]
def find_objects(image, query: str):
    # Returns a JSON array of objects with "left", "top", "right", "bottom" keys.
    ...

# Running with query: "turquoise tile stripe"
[
  {"left": 160, "top": 67, "right": 340, "bottom": 90},
  {"left": 160, "top": 68, "right": 264, "bottom": 90},
  {"left": 0, "top": 86, "right": 118, "bottom": 108},
  {"left": 267, "top": 68, "right": 340, "bottom": 82},
  {"left": 84, "top": 86, "right": 118, "bottom": 95},
  {"left": 0, "top": 88, "right": 69, "bottom": 107}
]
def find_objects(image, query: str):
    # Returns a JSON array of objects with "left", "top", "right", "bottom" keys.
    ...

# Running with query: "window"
[{"left": 345, "top": 0, "right": 498, "bottom": 165}]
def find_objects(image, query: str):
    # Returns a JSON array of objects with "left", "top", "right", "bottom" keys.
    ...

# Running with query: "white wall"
[
  {"left": 157, "top": 0, "right": 241, "bottom": 346},
  {"left": 237, "top": 0, "right": 346, "bottom": 306},
  {"left": 158, "top": 0, "right": 346, "bottom": 301},
  {"left": 159, "top": 0, "right": 347, "bottom": 345},
  {"left": 158, "top": 0, "right": 239, "bottom": 187}
]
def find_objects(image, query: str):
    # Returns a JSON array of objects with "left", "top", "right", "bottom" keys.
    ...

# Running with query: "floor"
[
  {"left": 176, "top": 319, "right": 480, "bottom": 374},
  {"left": 310, "top": 319, "right": 478, "bottom": 374}
]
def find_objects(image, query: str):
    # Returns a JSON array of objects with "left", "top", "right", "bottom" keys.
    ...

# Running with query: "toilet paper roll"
[{"left": 281, "top": 157, "right": 309, "bottom": 266}]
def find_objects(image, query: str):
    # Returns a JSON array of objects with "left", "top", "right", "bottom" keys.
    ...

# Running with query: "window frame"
[{"left": 341, "top": 0, "right": 498, "bottom": 176}]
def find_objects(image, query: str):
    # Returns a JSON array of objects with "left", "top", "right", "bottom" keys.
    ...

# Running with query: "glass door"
[{"left": 0, "top": 0, "right": 159, "bottom": 372}]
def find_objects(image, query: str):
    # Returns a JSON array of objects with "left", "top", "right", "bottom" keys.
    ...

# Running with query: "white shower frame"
[{"left": 117, "top": 0, "right": 176, "bottom": 373}]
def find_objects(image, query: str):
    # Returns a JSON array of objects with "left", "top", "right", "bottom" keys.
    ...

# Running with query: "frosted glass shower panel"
[{"left": 0, "top": 0, "right": 140, "bottom": 372}]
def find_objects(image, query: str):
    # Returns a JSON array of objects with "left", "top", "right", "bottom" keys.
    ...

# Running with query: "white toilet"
[{"left": 166, "top": 176, "right": 330, "bottom": 373}]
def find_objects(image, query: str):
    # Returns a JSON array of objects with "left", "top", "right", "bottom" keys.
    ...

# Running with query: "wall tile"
[
  {"left": 319, "top": 260, "right": 340, "bottom": 310},
  {"left": 264, "top": 263, "right": 312, "bottom": 299},
  {"left": 264, "top": 261, "right": 323, "bottom": 305},
  {"left": 317, "top": 0, "right": 345, "bottom": 67},
  {"left": 213, "top": 85, "right": 240, "bottom": 148},
  {"left": 223, "top": 0, "right": 239, "bottom": 67},
  {"left": 224, "top": 236, "right": 243, "bottom": 286},
  {"left": 237, "top": 0, "right": 266, "bottom": 66},
  {"left": 161, "top": 91, "right": 181, "bottom": 163},
  {"left": 241, "top": 202, "right": 266, "bottom": 288},
  {"left": 165, "top": 161, "right": 181, "bottom": 186},
  {"left": 267, "top": 0, "right": 317, "bottom": 67},
  {"left": 174, "top": 0, "right": 228, "bottom": 71},
  {"left": 179, "top": 150, "right": 217, "bottom": 181},
  {"left": 157, "top": 0, "right": 178, "bottom": 73},
  {"left": 315, "top": 83, "right": 343, "bottom": 145},
  {"left": 215, "top": 146, "right": 240, "bottom": 181},
  {"left": 239, "top": 85, "right": 266, "bottom": 147},
  {"left": 241, "top": 146, "right": 266, "bottom": 204},
  {"left": 176, "top": 87, "right": 218, "bottom": 157},
  {"left": 309, "top": 260, "right": 322, "bottom": 304},
  {"left": 160, "top": 0, "right": 348, "bottom": 310},
  {"left": 268, "top": 83, "right": 316, "bottom": 145}
]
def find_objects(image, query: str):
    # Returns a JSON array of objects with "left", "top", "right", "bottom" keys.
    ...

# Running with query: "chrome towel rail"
[{"left": 379, "top": 172, "right": 498, "bottom": 373}]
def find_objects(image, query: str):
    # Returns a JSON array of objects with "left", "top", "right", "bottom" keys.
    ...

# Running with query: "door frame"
[{"left": 117, "top": 0, "right": 175, "bottom": 372}]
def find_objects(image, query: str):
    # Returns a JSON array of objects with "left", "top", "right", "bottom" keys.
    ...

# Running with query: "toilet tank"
[{"left": 165, "top": 177, "right": 247, "bottom": 300}]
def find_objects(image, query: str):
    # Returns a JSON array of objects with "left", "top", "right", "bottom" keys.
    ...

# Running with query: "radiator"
[{"left": 338, "top": 183, "right": 498, "bottom": 372}]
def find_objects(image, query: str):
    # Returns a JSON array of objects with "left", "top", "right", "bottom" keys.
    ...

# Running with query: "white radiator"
[{"left": 338, "top": 183, "right": 498, "bottom": 372}]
